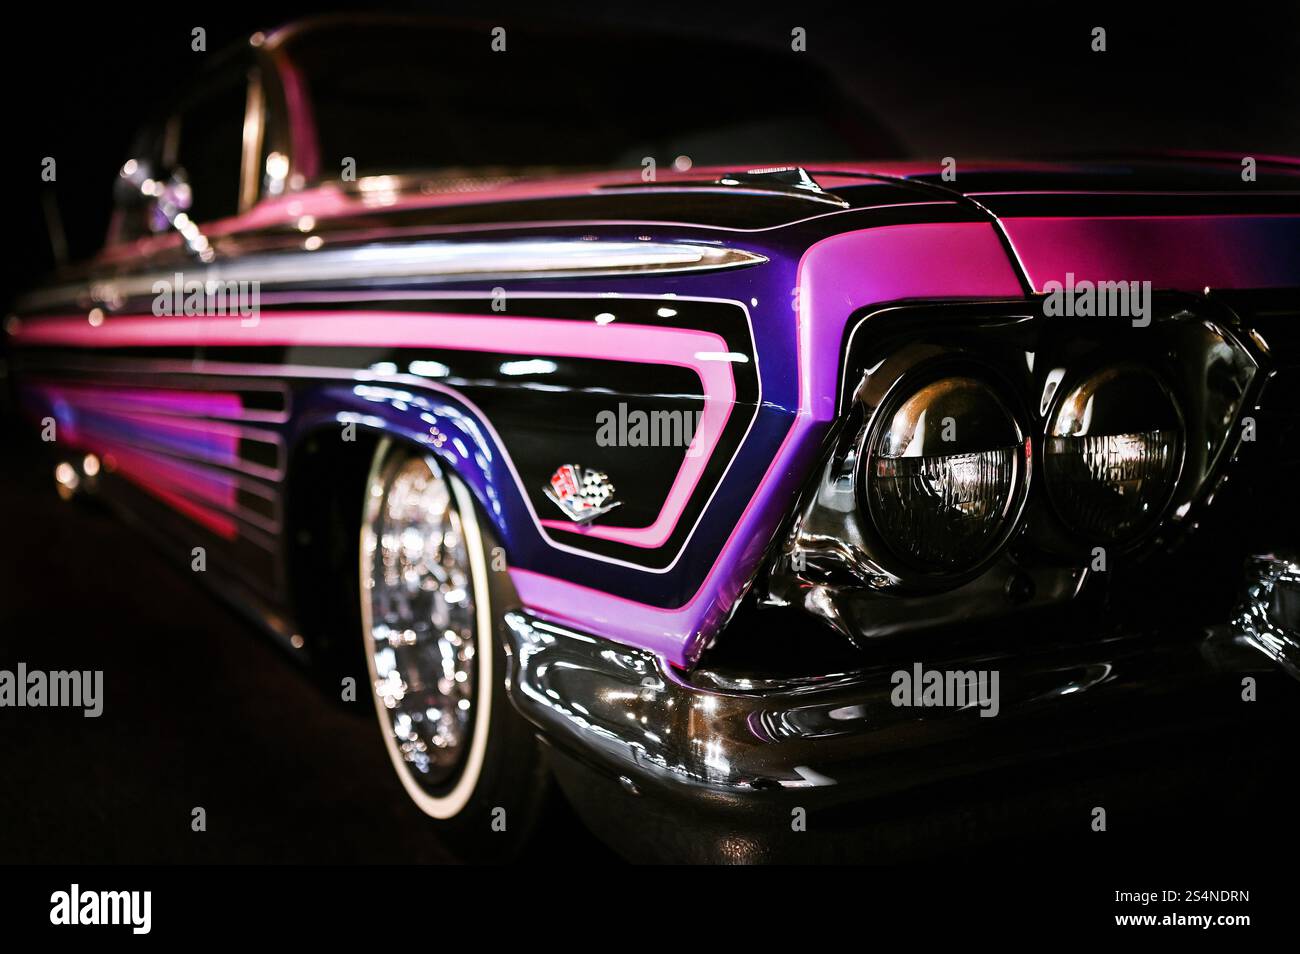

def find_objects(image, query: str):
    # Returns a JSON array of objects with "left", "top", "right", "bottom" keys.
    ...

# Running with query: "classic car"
[{"left": 7, "top": 15, "right": 1300, "bottom": 862}]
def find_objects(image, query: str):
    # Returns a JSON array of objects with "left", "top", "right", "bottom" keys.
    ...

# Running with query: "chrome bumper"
[
  {"left": 502, "top": 609, "right": 1289, "bottom": 802},
  {"left": 1232, "top": 552, "right": 1300, "bottom": 681}
]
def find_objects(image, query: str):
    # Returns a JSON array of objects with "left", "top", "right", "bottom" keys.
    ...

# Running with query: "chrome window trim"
[{"left": 239, "top": 67, "right": 266, "bottom": 214}]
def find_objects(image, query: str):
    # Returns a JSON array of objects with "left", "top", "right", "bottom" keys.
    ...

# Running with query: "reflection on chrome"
[
  {"left": 1231, "top": 552, "right": 1300, "bottom": 682},
  {"left": 767, "top": 302, "right": 1260, "bottom": 649},
  {"left": 502, "top": 611, "right": 1164, "bottom": 795},
  {"left": 362, "top": 452, "right": 477, "bottom": 790},
  {"left": 18, "top": 241, "right": 767, "bottom": 313}
]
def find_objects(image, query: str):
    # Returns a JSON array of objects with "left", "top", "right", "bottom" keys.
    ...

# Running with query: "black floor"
[
  {"left": 0, "top": 437, "right": 613, "bottom": 864},
  {"left": 3, "top": 429, "right": 1299, "bottom": 864}
]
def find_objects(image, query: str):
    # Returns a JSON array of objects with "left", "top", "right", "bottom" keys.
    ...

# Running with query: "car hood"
[
  {"left": 202, "top": 154, "right": 1300, "bottom": 238},
  {"left": 864, "top": 155, "right": 1300, "bottom": 296}
]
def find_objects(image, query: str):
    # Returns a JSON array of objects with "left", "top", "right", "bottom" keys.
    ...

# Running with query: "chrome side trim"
[{"left": 16, "top": 241, "right": 767, "bottom": 313}]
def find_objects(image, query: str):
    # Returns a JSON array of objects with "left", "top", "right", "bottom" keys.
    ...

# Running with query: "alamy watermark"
[
  {"left": 0, "top": 663, "right": 103, "bottom": 717},
  {"left": 152, "top": 272, "right": 260, "bottom": 326},
  {"left": 50, "top": 884, "right": 150, "bottom": 934},
  {"left": 596, "top": 402, "right": 703, "bottom": 454},
  {"left": 1042, "top": 272, "right": 1152, "bottom": 327},
  {"left": 891, "top": 663, "right": 1000, "bottom": 718}
]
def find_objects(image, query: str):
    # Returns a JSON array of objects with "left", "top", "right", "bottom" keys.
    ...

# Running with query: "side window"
[{"left": 172, "top": 75, "right": 249, "bottom": 224}]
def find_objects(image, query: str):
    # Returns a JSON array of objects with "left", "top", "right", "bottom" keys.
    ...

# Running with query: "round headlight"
[
  {"left": 1043, "top": 367, "right": 1182, "bottom": 544},
  {"left": 861, "top": 376, "right": 1028, "bottom": 575}
]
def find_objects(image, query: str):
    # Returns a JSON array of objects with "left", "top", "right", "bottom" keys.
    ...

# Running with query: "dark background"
[
  {"left": 4, "top": 2, "right": 1299, "bottom": 304},
  {"left": 2, "top": 4, "right": 1300, "bottom": 864}
]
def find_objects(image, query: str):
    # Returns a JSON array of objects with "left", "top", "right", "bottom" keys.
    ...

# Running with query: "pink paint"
[
  {"left": 28, "top": 382, "right": 245, "bottom": 419},
  {"left": 89, "top": 154, "right": 1300, "bottom": 263},
  {"left": 520, "top": 222, "right": 1025, "bottom": 665},
  {"left": 273, "top": 53, "right": 320, "bottom": 183},
  {"left": 44, "top": 430, "right": 240, "bottom": 541},
  {"left": 88, "top": 407, "right": 243, "bottom": 455},
  {"left": 510, "top": 568, "right": 696, "bottom": 659},
  {"left": 796, "top": 222, "right": 1025, "bottom": 420},
  {"left": 94, "top": 443, "right": 239, "bottom": 515},
  {"left": 1000, "top": 215, "right": 1300, "bottom": 293},
  {"left": 805, "top": 159, "right": 1100, "bottom": 178},
  {"left": 16, "top": 225, "right": 1026, "bottom": 666},
  {"left": 92, "top": 159, "right": 1012, "bottom": 260},
  {"left": 95, "top": 164, "right": 878, "bottom": 258},
  {"left": 510, "top": 402, "right": 815, "bottom": 665},
  {"left": 15, "top": 310, "right": 734, "bottom": 550},
  {"left": 35, "top": 386, "right": 278, "bottom": 477},
  {"left": 133, "top": 481, "right": 239, "bottom": 540}
]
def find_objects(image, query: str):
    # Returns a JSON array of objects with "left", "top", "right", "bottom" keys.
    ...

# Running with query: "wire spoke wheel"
[{"left": 360, "top": 439, "right": 493, "bottom": 818}]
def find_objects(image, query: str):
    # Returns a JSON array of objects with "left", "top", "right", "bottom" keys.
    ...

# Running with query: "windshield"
[{"left": 281, "top": 20, "right": 903, "bottom": 178}]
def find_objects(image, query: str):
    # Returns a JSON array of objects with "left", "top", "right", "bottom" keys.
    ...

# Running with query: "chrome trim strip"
[
  {"left": 50, "top": 201, "right": 953, "bottom": 292},
  {"left": 17, "top": 241, "right": 767, "bottom": 312}
]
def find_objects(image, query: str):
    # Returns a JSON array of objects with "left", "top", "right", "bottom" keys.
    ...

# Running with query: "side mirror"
[{"left": 116, "top": 158, "right": 213, "bottom": 261}]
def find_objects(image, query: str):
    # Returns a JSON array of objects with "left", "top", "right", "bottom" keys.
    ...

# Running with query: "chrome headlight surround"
[
  {"left": 765, "top": 295, "right": 1263, "bottom": 646},
  {"left": 771, "top": 341, "right": 1041, "bottom": 604},
  {"left": 854, "top": 369, "right": 1031, "bottom": 585}
]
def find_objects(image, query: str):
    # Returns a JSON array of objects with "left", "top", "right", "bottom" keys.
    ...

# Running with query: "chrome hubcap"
[{"left": 362, "top": 451, "right": 478, "bottom": 793}]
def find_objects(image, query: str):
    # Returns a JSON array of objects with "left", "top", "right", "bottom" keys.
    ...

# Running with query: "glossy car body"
[{"left": 8, "top": 17, "right": 1300, "bottom": 861}]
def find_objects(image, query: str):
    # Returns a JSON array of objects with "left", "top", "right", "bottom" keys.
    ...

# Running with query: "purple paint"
[{"left": 521, "top": 222, "right": 1025, "bottom": 665}]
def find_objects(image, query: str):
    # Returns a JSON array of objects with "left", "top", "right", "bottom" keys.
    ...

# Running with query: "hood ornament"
[{"left": 545, "top": 465, "right": 620, "bottom": 524}]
